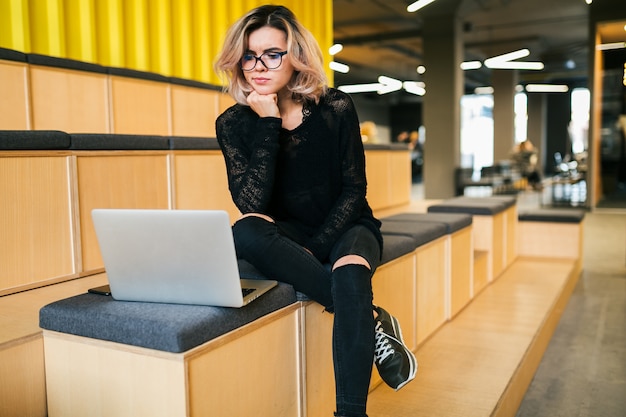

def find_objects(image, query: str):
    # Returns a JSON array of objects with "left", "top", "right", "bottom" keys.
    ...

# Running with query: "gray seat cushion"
[
  {"left": 0, "top": 130, "right": 71, "bottom": 150},
  {"left": 0, "top": 47, "right": 26, "bottom": 62},
  {"left": 168, "top": 136, "right": 220, "bottom": 150},
  {"left": 427, "top": 196, "right": 512, "bottom": 215},
  {"left": 380, "top": 221, "right": 447, "bottom": 247},
  {"left": 70, "top": 134, "right": 170, "bottom": 150},
  {"left": 518, "top": 208, "right": 585, "bottom": 223},
  {"left": 382, "top": 213, "right": 472, "bottom": 234},
  {"left": 380, "top": 234, "right": 418, "bottom": 263},
  {"left": 27, "top": 53, "right": 106, "bottom": 73},
  {"left": 39, "top": 282, "right": 297, "bottom": 353}
]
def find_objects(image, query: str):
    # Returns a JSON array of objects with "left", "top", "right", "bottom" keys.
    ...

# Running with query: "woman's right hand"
[{"left": 247, "top": 91, "right": 280, "bottom": 118}]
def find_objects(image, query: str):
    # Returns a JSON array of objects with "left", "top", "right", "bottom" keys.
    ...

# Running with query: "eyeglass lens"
[{"left": 241, "top": 52, "right": 286, "bottom": 71}]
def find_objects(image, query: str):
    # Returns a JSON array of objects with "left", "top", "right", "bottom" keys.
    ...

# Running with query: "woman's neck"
[{"left": 278, "top": 95, "right": 303, "bottom": 130}]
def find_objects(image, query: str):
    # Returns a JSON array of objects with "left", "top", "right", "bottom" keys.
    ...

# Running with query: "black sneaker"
[{"left": 373, "top": 306, "right": 417, "bottom": 390}]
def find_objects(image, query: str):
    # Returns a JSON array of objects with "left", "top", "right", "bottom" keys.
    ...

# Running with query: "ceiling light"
[
  {"left": 329, "top": 44, "right": 343, "bottom": 55},
  {"left": 525, "top": 84, "right": 569, "bottom": 93},
  {"left": 484, "top": 49, "right": 543, "bottom": 70},
  {"left": 329, "top": 61, "right": 350, "bottom": 73},
  {"left": 461, "top": 61, "right": 482, "bottom": 70},
  {"left": 487, "top": 61, "right": 545, "bottom": 70},
  {"left": 338, "top": 83, "right": 383, "bottom": 94},
  {"left": 474, "top": 86, "right": 494, "bottom": 94},
  {"left": 377, "top": 76, "right": 403, "bottom": 94},
  {"left": 597, "top": 42, "right": 626, "bottom": 51},
  {"left": 416, "top": 65, "right": 426, "bottom": 74},
  {"left": 585, "top": 0, "right": 592, "bottom": 4},
  {"left": 407, "top": 0, "right": 437, "bottom": 13},
  {"left": 403, "top": 81, "right": 426, "bottom": 96},
  {"left": 484, "top": 49, "right": 530, "bottom": 66}
]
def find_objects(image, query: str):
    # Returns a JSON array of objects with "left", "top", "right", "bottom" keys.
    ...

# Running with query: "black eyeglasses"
[{"left": 240, "top": 51, "right": 288, "bottom": 71}]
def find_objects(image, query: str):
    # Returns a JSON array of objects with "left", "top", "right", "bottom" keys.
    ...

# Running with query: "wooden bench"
[
  {"left": 517, "top": 208, "right": 585, "bottom": 264},
  {"left": 38, "top": 215, "right": 458, "bottom": 417},
  {"left": 0, "top": 128, "right": 413, "bottom": 417},
  {"left": 40, "top": 274, "right": 300, "bottom": 417},
  {"left": 427, "top": 196, "right": 518, "bottom": 291},
  {"left": 381, "top": 213, "right": 474, "bottom": 319}
]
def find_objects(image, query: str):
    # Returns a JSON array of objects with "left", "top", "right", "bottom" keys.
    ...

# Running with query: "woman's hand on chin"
[{"left": 247, "top": 91, "right": 280, "bottom": 118}]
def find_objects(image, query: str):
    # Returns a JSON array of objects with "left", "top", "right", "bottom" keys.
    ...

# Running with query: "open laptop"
[{"left": 90, "top": 209, "right": 277, "bottom": 307}]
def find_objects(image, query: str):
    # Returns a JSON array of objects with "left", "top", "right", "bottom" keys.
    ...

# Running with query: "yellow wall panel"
[
  {"left": 3, "top": 0, "right": 333, "bottom": 89},
  {"left": 191, "top": 0, "right": 211, "bottom": 83},
  {"left": 148, "top": 0, "right": 172, "bottom": 76},
  {"left": 123, "top": 0, "right": 149, "bottom": 72},
  {"left": 171, "top": 0, "right": 193, "bottom": 79},
  {"left": 28, "top": 0, "right": 66, "bottom": 57},
  {"left": 0, "top": 0, "right": 31, "bottom": 51},
  {"left": 208, "top": 1, "right": 230, "bottom": 85},
  {"left": 64, "top": 0, "right": 97, "bottom": 63},
  {"left": 95, "top": 0, "right": 125, "bottom": 68}
]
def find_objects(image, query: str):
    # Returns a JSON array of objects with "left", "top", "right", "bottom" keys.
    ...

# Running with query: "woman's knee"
[
  {"left": 232, "top": 213, "right": 275, "bottom": 253},
  {"left": 332, "top": 254, "right": 371, "bottom": 271},
  {"left": 239, "top": 212, "right": 274, "bottom": 223}
]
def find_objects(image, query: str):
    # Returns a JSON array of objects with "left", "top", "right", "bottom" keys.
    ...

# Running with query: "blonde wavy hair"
[{"left": 214, "top": 5, "right": 328, "bottom": 105}]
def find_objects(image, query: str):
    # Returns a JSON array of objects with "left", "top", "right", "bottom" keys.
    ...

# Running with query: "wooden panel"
[
  {"left": 473, "top": 250, "right": 489, "bottom": 297},
  {"left": 75, "top": 153, "right": 170, "bottom": 272},
  {"left": 302, "top": 301, "right": 335, "bottom": 417},
  {"left": 389, "top": 150, "right": 411, "bottom": 207},
  {"left": 30, "top": 66, "right": 109, "bottom": 133},
  {"left": 44, "top": 332, "right": 187, "bottom": 417},
  {"left": 372, "top": 254, "right": 416, "bottom": 350},
  {"left": 170, "top": 85, "right": 219, "bottom": 137},
  {"left": 109, "top": 76, "right": 170, "bottom": 135},
  {"left": 0, "top": 273, "right": 108, "bottom": 346},
  {"left": 517, "top": 221, "right": 583, "bottom": 260},
  {"left": 0, "top": 155, "right": 75, "bottom": 295},
  {"left": 504, "top": 206, "right": 518, "bottom": 267},
  {"left": 217, "top": 91, "right": 236, "bottom": 114},
  {"left": 450, "top": 227, "right": 473, "bottom": 318},
  {"left": 187, "top": 309, "right": 301, "bottom": 417},
  {"left": 491, "top": 212, "right": 505, "bottom": 279},
  {"left": 171, "top": 153, "right": 240, "bottom": 222},
  {"left": 0, "top": 59, "right": 30, "bottom": 129},
  {"left": 0, "top": 336, "right": 47, "bottom": 417},
  {"left": 415, "top": 238, "right": 447, "bottom": 345},
  {"left": 365, "top": 151, "right": 391, "bottom": 211},
  {"left": 472, "top": 215, "right": 494, "bottom": 282}
]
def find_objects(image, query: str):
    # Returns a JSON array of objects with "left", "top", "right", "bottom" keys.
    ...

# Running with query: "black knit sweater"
[{"left": 216, "top": 88, "right": 382, "bottom": 262}]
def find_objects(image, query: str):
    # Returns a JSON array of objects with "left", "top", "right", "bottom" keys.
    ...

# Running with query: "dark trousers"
[{"left": 232, "top": 216, "right": 380, "bottom": 417}]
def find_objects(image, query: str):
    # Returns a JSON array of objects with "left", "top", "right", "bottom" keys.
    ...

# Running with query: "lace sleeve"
[
  {"left": 305, "top": 91, "right": 369, "bottom": 259},
  {"left": 216, "top": 106, "right": 282, "bottom": 214}
]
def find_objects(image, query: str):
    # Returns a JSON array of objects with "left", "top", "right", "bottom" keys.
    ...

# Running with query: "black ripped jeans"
[{"left": 232, "top": 216, "right": 380, "bottom": 417}]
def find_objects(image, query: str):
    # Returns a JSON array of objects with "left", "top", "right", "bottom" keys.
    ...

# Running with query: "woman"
[{"left": 214, "top": 5, "right": 416, "bottom": 417}]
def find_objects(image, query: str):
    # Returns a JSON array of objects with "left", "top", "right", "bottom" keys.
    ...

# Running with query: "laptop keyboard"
[{"left": 242, "top": 287, "right": 256, "bottom": 297}]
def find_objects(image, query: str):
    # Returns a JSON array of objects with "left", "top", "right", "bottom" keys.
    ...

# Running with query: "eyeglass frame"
[{"left": 240, "top": 51, "right": 288, "bottom": 71}]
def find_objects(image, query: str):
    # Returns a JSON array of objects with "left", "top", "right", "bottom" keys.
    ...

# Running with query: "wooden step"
[{"left": 367, "top": 256, "right": 580, "bottom": 417}]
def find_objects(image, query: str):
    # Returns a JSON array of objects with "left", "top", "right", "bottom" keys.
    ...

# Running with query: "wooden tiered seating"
[{"left": 0, "top": 46, "right": 585, "bottom": 417}]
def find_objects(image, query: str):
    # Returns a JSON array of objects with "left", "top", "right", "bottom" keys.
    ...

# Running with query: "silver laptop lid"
[{"left": 91, "top": 209, "right": 274, "bottom": 307}]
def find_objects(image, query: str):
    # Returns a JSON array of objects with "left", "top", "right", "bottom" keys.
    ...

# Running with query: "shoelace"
[{"left": 374, "top": 321, "right": 395, "bottom": 364}]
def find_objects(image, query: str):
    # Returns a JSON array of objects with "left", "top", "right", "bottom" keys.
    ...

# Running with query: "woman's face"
[{"left": 243, "top": 26, "right": 295, "bottom": 97}]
